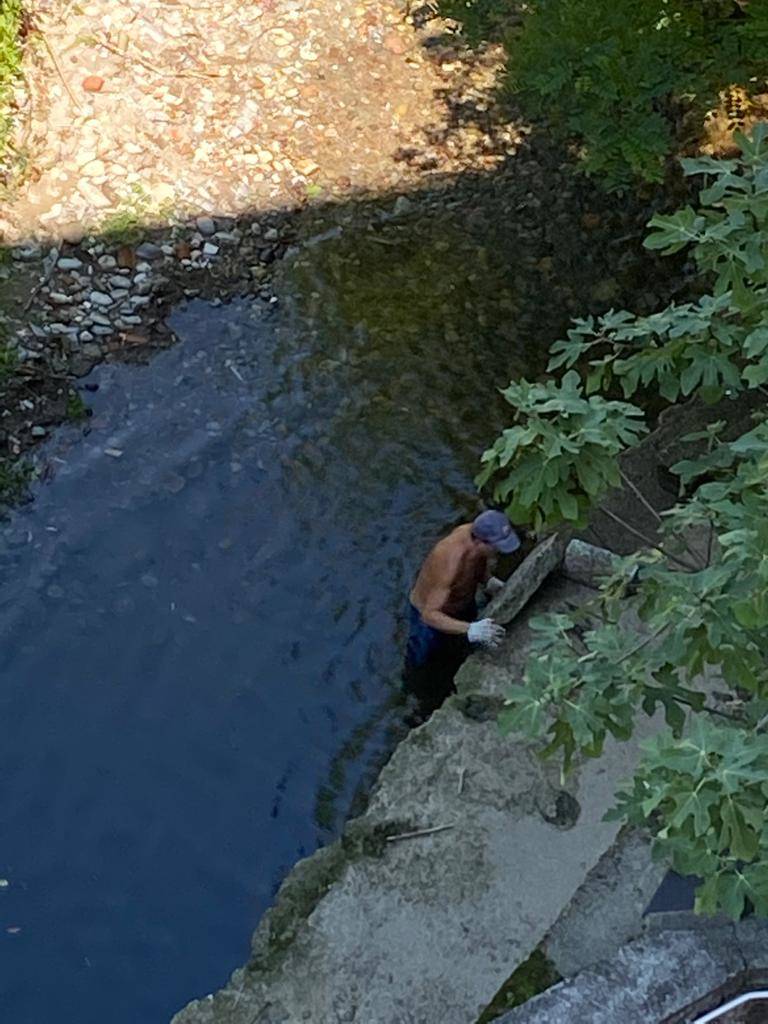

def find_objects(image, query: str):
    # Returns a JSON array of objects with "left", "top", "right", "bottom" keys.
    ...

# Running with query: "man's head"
[{"left": 471, "top": 510, "right": 521, "bottom": 554}]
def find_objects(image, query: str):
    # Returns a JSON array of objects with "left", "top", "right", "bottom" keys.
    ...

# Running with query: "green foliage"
[
  {"left": 549, "top": 129, "right": 768, "bottom": 403},
  {"left": 476, "top": 371, "right": 646, "bottom": 531},
  {"left": 0, "top": 0, "right": 22, "bottom": 153},
  {"left": 490, "top": 130, "right": 768, "bottom": 918},
  {"left": 497, "top": 0, "right": 768, "bottom": 188},
  {"left": 438, "top": 0, "right": 516, "bottom": 47},
  {"left": 500, "top": 419, "right": 768, "bottom": 914},
  {"left": 611, "top": 720, "right": 768, "bottom": 918}
]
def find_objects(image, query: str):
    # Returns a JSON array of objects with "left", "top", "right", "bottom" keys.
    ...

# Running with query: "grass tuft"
[{"left": 0, "top": 0, "right": 23, "bottom": 153}]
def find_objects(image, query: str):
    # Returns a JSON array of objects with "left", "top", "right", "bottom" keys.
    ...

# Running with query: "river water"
[{"left": 0, "top": 207, "right": 564, "bottom": 1023}]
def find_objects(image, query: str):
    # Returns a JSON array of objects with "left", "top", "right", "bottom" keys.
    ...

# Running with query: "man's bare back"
[{"left": 410, "top": 524, "right": 491, "bottom": 633}]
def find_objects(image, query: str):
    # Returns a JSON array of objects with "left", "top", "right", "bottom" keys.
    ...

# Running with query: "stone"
[
  {"left": 81, "top": 159, "right": 106, "bottom": 178},
  {"left": 117, "top": 247, "right": 136, "bottom": 269},
  {"left": 97, "top": 255, "right": 117, "bottom": 270},
  {"left": 59, "top": 223, "right": 86, "bottom": 245},
  {"left": 561, "top": 538, "right": 623, "bottom": 588},
  {"left": 89, "top": 291, "right": 113, "bottom": 307},
  {"left": 135, "top": 243, "right": 163, "bottom": 260},
  {"left": 57, "top": 257, "right": 83, "bottom": 270},
  {"left": 11, "top": 245, "right": 41, "bottom": 262},
  {"left": 30, "top": 426, "right": 47, "bottom": 437},
  {"left": 82, "top": 342, "right": 103, "bottom": 357},
  {"left": 484, "top": 532, "right": 568, "bottom": 626},
  {"left": 108, "top": 275, "right": 130, "bottom": 290},
  {"left": 79, "top": 331, "right": 94, "bottom": 343},
  {"left": 202, "top": 242, "right": 219, "bottom": 257},
  {"left": 82, "top": 76, "right": 105, "bottom": 93},
  {"left": 196, "top": 216, "right": 216, "bottom": 236},
  {"left": 47, "top": 292, "right": 71, "bottom": 306}
]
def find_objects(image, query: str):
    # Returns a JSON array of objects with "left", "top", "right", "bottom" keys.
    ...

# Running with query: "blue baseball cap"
[{"left": 471, "top": 510, "right": 521, "bottom": 554}]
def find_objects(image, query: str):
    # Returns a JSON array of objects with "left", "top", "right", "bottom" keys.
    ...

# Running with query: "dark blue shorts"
[{"left": 404, "top": 602, "right": 475, "bottom": 670}]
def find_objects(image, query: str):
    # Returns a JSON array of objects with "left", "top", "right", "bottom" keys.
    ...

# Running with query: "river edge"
[{"left": 0, "top": 121, "right": 695, "bottom": 511}]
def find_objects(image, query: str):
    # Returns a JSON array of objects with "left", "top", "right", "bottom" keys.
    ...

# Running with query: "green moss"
[
  {"left": 0, "top": 341, "right": 17, "bottom": 381},
  {"left": 0, "top": 458, "right": 31, "bottom": 508},
  {"left": 477, "top": 948, "right": 561, "bottom": 1022},
  {"left": 249, "top": 817, "right": 411, "bottom": 973},
  {"left": 66, "top": 389, "right": 89, "bottom": 421}
]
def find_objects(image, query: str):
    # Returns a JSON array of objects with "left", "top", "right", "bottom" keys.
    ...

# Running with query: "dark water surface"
[{"left": 0, "top": 217, "right": 548, "bottom": 1024}]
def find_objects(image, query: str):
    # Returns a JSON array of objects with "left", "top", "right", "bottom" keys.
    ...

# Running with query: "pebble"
[
  {"left": 79, "top": 330, "right": 95, "bottom": 342},
  {"left": 48, "top": 292, "right": 71, "bottom": 306},
  {"left": 196, "top": 216, "right": 216, "bottom": 236},
  {"left": 31, "top": 426, "right": 47, "bottom": 437},
  {"left": 57, "top": 257, "right": 83, "bottom": 270},
  {"left": 12, "top": 246, "right": 41, "bottom": 262},
  {"left": 90, "top": 326, "right": 114, "bottom": 337},
  {"left": 81, "top": 159, "right": 106, "bottom": 177},
  {"left": 108, "top": 275, "right": 131, "bottom": 290},
  {"left": 202, "top": 242, "right": 219, "bottom": 257},
  {"left": 135, "top": 243, "right": 162, "bottom": 260},
  {"left": 82, "top": 75, "right": 105, "bottom": 93},
  {"left": 97, "top": 255, "right": 117, "bottom": 270},
  {"left": 89, "top": 291, "right": 113, "bottom": 307}
]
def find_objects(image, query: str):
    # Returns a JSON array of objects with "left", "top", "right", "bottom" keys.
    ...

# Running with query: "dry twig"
[
  {"left": 41, "top": 33, "right": 83, "bottom": 111},
  {"left": 385, "top": 823, "right": 454, "bottom": 843}
]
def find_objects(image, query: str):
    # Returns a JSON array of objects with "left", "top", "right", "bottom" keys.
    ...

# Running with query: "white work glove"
[
  {"left": 485, "top": 576, "right": 505, "bottom": 598},
  {"left": 467, "top": 618, "right": 505, "bottom": 648}
]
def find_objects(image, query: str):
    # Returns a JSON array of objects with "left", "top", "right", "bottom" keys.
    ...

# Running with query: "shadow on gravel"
[{"left": 0, "top": 121, "right": 692, "bottom": 499}]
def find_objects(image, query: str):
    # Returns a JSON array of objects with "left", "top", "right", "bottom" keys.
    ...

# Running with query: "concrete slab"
[
  {"left": 495, "top": 928, "right": 743, "bottom": 1024},
  {"left": 544, "top": 827, "right": 667, "bottom": 978}
]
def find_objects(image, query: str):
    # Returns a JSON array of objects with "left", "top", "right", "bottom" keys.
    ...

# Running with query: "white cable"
[{"left": 690, "top": 990, "right": 768, "bottom": 1024}]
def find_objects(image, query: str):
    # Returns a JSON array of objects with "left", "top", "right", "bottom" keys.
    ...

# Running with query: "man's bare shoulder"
[{"left": 431, "top": 526, "right": 470, "bottom": 562}]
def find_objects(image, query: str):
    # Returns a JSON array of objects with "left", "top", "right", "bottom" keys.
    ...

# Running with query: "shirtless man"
[{"left": 404, "top": 510, "right": 520, "bottom": 713}]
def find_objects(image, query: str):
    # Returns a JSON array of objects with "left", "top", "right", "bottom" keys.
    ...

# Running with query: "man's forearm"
[{"left": 420, "top": 608, "right": 471, "bottom": 635}]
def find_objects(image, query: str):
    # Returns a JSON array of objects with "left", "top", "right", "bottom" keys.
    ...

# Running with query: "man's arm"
[{"left": 419, "top": 584, "right": 471, "bottom": 635}]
